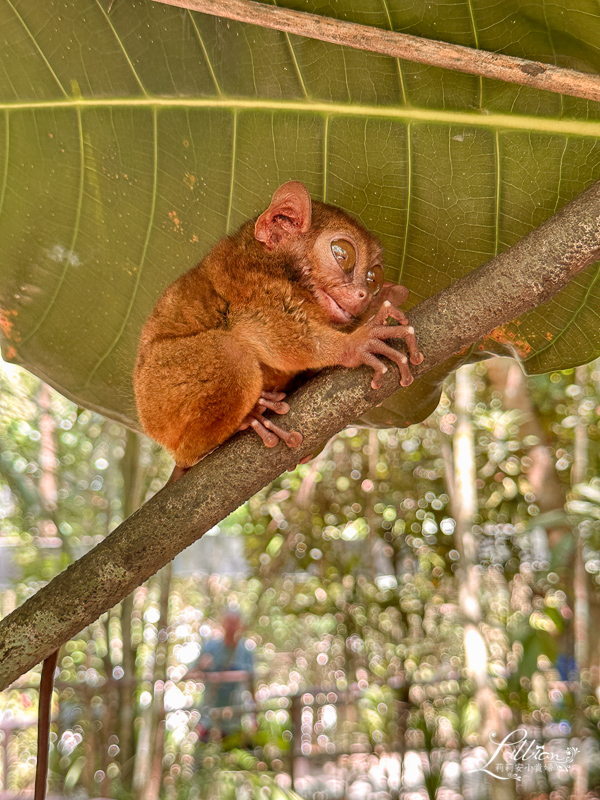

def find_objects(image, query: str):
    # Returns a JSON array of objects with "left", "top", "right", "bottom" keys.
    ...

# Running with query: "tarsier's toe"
[
  {"left": 288, "top": 431, "right": 303, "bottom": 448},
  {"left": 250, "top": 417, "right": 279, "bottom": 447},
  {"left": 411, "top": 352, "right": 424, "bottom": 365},
  {"left": 258, "top": 396, "right": 290, "bottom": 414}
]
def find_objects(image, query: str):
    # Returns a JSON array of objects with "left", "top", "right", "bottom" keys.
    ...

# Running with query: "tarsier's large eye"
[
  {"left": 331, "top": 239, "right": 356, "bottom": 272},
  {"left": 366, "top": 265, "right": 384, "bottom": 295}
]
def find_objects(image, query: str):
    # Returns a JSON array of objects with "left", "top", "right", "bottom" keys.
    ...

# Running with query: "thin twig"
[{"left": 151, "top": 0, "right": 600, "bottom": 104}]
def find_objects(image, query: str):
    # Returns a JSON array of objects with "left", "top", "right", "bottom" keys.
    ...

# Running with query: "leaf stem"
[{"left": 151, "top": 0, "right": 600, "bottom": 104}]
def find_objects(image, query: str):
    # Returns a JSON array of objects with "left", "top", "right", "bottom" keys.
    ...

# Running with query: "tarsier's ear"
[{"left": 255, "top": 181, "right": 312, "bottom": 249}]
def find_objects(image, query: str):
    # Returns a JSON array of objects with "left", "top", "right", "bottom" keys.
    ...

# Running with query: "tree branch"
[
  {"left": 1, "top": 180, "right": 600, "bottom": 690},
  {"left": 151, "top": 0, "right": 600, "bottom": 104}
]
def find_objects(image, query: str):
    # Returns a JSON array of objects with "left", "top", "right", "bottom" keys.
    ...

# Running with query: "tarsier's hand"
[
  {"left": 238, "top": 391, "right": 303, "bottom": 449},
  {"left": 343, "top": 300, "right": 423, "bottom": 390}
]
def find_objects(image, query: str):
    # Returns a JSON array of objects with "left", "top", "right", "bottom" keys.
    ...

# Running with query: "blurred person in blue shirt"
[{"left": 188, "top": 608, "right": 254, "bottom": 745}]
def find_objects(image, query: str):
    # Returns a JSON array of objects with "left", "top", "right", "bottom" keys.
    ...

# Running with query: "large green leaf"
[{"left": 1, "top": 0, "right": 600, "bottom": 428}]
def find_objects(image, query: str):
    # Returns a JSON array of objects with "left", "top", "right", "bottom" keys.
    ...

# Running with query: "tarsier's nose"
[{"left": 357, "top": 289, "right": 367, "bottom": 300}]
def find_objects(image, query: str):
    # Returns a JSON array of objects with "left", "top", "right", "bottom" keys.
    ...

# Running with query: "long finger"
[
  {"left": 370, "top": 324, "right": 424, "bottom": 366},
  {"left": 361, "top": 351, "right": 389, "bottom": 390},
  {"left": 369, "top": 341, "right": 414, "bottom": 387},
  {"left": 389, "top": 326, "right": 423, "bottom": 365},
  {"left": 403, "top": 333, "right": 424, "bottom": 365}
]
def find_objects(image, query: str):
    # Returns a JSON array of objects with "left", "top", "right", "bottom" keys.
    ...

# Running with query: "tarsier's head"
[{"left": 254, "top": 181, "right": 386, "bottom": 325}]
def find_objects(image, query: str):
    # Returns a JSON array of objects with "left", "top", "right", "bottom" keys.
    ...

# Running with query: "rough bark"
[
  {"left": 1, "top": 179, "right": 600, "bottom": 691},
  {"left": 152, "top": 0, "right": 600, "bottom": 103}
]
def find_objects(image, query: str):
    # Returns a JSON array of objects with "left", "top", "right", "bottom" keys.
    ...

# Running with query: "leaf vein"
[
  {"left": 22, "top": 108, "right": 86, "bottom": 345},
  {"left": 273, "top": 0, "right": 309, "bottom": 100},
  {"left": 380, "top": 0, "right": 407, "bottom": 105},
  {"left": 0, "top": 111, "right": 9, "bottom": 221},
  {"left": 322, "top": 115, "right": 329, "bottom": 202},
  {"left": 226, "top": 110, "right": 238, "bottom": 233},
  {"left": 92, "top": 0, "right": 148, "bottom": 96},
  {"left": 186, "top": 11, "right": 223, "bottom": 96},
  {"left": 4, "top": 0, "right": 68, "bottom": 97},
  {"left": 83, "top": 108, "right": 159, "bottom": 388},
  {"left": 399, "top": 121, "right": 412, "bottom": 281}
]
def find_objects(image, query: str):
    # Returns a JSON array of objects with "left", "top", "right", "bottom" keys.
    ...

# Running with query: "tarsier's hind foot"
[{"left": 238, "top": 391, "right": 303, "bottom": 449}]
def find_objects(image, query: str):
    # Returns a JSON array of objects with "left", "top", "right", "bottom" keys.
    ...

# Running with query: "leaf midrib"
[{"left": 1, "top": 97, "right": 600, "bottom": 137}]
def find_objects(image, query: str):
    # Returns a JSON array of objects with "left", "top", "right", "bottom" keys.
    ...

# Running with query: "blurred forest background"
[{"left": 1, "top": 353, "right": 600, "bottom": 800}]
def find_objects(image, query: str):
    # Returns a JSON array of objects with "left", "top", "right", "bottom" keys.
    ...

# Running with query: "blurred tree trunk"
[
  {"left": 485, "top": 358, "right": 568, "bottom": 550},
  {"left": 571, "top": 365, "right": 590, "bottom": 800},
  {"left": 82, "top": 684, "right": 97, "bottom": 793},
  {"left": 99, "top": 615, "right": 118, "bottom": 798},
  {"left": 573, "top": 366, "right": 590, "bottom": 674},
  {"left": 145, "top": 562, "right": 171, "bottom": 800},
  {"left": 37, "top": 385, "right": 57, "bottom": 517},
  {"left": 591, "top": 364, "right": 600, "bottom": 688},
  {"left": 486, "top": 358, "right": 599, "bottom": 794},
  {"left": 36, "top": 384, "right": 63, "bottom": 793},
  {"left": 119, "top": 431, "right": 146, "bottom": 788},
  {"left": 449, "top": 364, "right": 515, "bottom": 800},
  {"left": 134, "top": 564, "right": 171, "bottom": 800},
  {"left": 119, "top": 593, "right": 136, "bottom": 782},
  {"left": 367, "top": 428, "right": 379, "bottom": 577}
]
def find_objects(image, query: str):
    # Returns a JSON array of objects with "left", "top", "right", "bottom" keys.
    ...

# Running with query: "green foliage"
[{"left": 4, "top": 358, "right": 600, "bottom": 796}]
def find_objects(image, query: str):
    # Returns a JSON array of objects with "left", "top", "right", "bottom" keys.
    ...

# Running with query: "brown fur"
[{"left": 134, "top": 181, "right": 422, "bottom": 468}]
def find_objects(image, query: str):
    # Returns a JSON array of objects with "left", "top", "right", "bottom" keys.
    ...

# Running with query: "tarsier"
[
  {"left": 34, "top": 183, "right": 422, "bottom": 800},
  {"left": 133, "top": 180, "right": 423, "bottom": 477}
]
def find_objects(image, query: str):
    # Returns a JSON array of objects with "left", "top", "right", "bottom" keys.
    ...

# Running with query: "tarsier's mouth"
[{"left": 315, "top": 289, "right": 353, "bottom": 324}]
